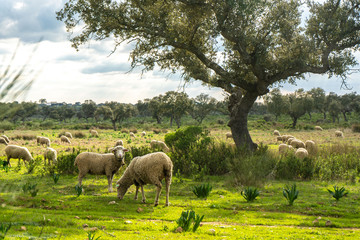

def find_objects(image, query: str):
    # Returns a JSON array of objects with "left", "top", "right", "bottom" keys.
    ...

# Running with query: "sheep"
[
  {"left": 116, "top": 152, "right": 173, "bottom": 206},
  {"left": 282, "top": 135, "right": 295, "bottom": 142},
  {"left": 335, "top": 130, "right": 344, "bottom": 138},
  {"left": 276, "top": 136, "right": 283, "bottom": 142},
  {"left": 295, "top": 148, "right": 309, "bottom": 159},
  {"left": 141, "top": 131, "right": 146, "bottom": 137},
  {"left": 5, "top": 145, "right": 33, "bottom": 166},
  {"left": 65, "top": 132, "right": 73, "bottom": 139},
  {"left": 90, "top": 129, "right": 99, "bottom": 137},
  {"left": 290, "top": 139, "right": 306, "bottom": 149},
  {"left": 43, "top": 147, "right": 57, "bottom": 165},
  {"left": 1, "top": 135, "right": 10, "bottom": 144},
  {"left": 0, "top": 137, "right": 8, "bottom": 145},
  {"left": 286, "top": 137, "right": 295, "bottom": 145},
  {"left": 130, "top": 132, "right": 136, "bottom": 138},
  {"left": 60, "top": 135, "right": 71, "bottom": 144},
  {"left": 150, "top": 140, "right": 170, "bottom": 153},
  {"left": 37, "top": 136, "right": 51, "bottom": 147},
  {"left": 273, "top": 130, "right": 281, "bottom": 136},
  {"left": 74, "top": 146, "right": 128, "bottom": 192},
  {"left": 278, "top": 144, "right": 294, "bottom": 154},
  {"left": 314, "top": 126, "right": 323, "bottom": 131},
  {"left": 226, "top": 132, "right": 232, "bottom": 139},
  {"left": 115, "top": 140, "right": 124, "bottom": 146},
  {"left": 305, "top": 140, "right": 316, "bottom": 154}
]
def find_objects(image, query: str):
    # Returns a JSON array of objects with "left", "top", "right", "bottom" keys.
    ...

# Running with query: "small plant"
[
  {"left": 283, "top": 183, "right": 299, "bottom": 206},
  {"left": 241, "top": 187, "right": 260, "bottom": 202},
  {"left": 176, "top": 210, "right": 204, "bottom": 232},
  {"left": 0, "top": 160, "right": 9, "bottom": 173},
  {"left": 174, "top": 169, "right": 183, "bottom": 184},
  {"left": 191, "top": 183, "right": 212, "bottom": 199},
  {"left": 22, "top": 182, "right": 39, "bottom": 197},
  {"left": 0, "top": 222, "right": 11, "bottom": 240},
  {"left": 52, "top": 173, "right": 60, "bottom": 184},
  {"left": 75, "top": 184, "right": 83, "bottom": 197},
  {"left": 87, "top": 231, "right": 101, "bottom": 240},
  {"left": 328, "top": 185, "right": 348, "bottom": 201}
]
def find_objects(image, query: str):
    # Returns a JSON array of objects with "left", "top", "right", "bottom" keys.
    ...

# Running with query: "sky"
[{"left": 0, "top": 0, "right": 359, "bottom": 104}]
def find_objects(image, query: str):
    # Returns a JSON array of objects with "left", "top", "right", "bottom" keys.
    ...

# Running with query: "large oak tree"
[{"left": 57, "top": 0, "right": 360, "bottom": 150}]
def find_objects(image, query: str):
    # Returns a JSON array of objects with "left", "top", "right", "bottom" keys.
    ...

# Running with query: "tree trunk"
[
  {"left": 342, "top": 112, "right": 348, "bottom": 122},
  {"left": 155, "top": 115, "right": 162, "bottom": 124},
  {"left": 323, "top": 112, "right": 326, "bottom": 119},
  {"left": 112, "top": 120, "right": 117, "bottom": 131},
  {"left": 170, "top": 116, "right": 173, "bottom": 127},
  {"left": 291, "top": 117, "right": 298, "bottom": 128},
  {"left": 228, "top": 90, "right": 258, "bottom": 151}
]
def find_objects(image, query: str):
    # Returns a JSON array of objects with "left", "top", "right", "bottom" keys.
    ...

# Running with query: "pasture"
[{"left": 0, "top": 128, "right": 359, "bottom": 239}]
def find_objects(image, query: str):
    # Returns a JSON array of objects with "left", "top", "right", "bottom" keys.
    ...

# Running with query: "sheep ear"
[
  {"left": 123, "top": 148, "right": 129, "bottom": 152},
  {"left": 108, "top": 147, "right": 114, "bottom": 152}
]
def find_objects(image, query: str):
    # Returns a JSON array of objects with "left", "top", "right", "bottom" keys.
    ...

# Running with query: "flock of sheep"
[{"left": 0, "top": 130, "right": 173, "bottom": 206}]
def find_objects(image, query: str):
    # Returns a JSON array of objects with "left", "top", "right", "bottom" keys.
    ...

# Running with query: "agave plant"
[
  {"left": 283, "top": 183, "right": 299, "bottom": 206},
  {"left": 191, "top": 183, "right": 212, "bottom": 199},
  {"left": 328, "top": 185, "right": 348, "bottom": 201},
  {"left": 241, "top": 187, "right": 260, "bottom": 202}
]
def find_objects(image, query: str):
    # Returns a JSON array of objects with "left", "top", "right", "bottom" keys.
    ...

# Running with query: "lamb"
[
  {"left": 141, "top": 131, "right": 146, "bottom": 137},
  {"left": 273, "top": 130, "right": 281, "bottom": 136},
  {"left": 5, "top": 145, "right": 33, "bottom": 166},
  {"left": 226, "top": 132, "right": 232, "bottom": 139},
  {"left": 130, "top": 132, "right": 136, "bottom": 138},
  {"left": 150, "top": 140, "right": 170, "bottom": 153},
  {"left": 90, "top": 129, "right": 99, "bottom": 137},
  {"left": 305, "top": 140, "right": 316, "bottom": 154},
  {"left": 43, "top": 147, "right": 57, "bottom": 165},
  {"left": 1, "top": 135, "right": 10, "bottom": 144},
  {"left": 37, "top": 136, "right": 51, "bottom": 147},
  {"left": 0, "top": 137, "right": 8, "bottom": 145},
  {"left": 65, "top": 132, "right": 73, "bottom": 139},
  {"left": 295, "top": 148, "right": 309, "bottom": 159},
  {"left": 116, "top": 152, "right": 173, "bottom": 206},
  {"left": 60, "top": 135, "right": 71, "bottom": 144},
  {"left": 290, "top": 139, "right": 306, "bottom": 149},
  {"left": 115, "top": 140, "right": 124, "bottom": 146},
  {"left": 314, "top": 126, "right": 323, "bottom": 131},
  {"left": 335, "top": 130, "right": 344, "bottom": 138},
  {"left": 74, "top": 146, "right": 128, "bottom": 192}
]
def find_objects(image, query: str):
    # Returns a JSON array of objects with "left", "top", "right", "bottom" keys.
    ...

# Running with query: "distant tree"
[
  {"left": 284, "top": 90, "right": 307, "bottom": 128},
  {"left": 163, "top": 91, "right": 192, "bottom": 128},
  {"left": 136, "top": 99, "right": 151, "bottom": 117},
  {"left": 264, "top": 89, "right": 288, "bottom": 121},
  {"left": 189, "top": 93, "right": 217, "bottom": 124},
  {"left": 95, "top": 102, "right": 136, "bottom": 131},
  {"left": 302, "top": 89, "right": 314, "bottom": 120},
  {"left": 339, "top": 92, "right": 357, "bottom": 122},
  {"left": 59, "top": 105, "right": 76, "bottom": 122},
  {"left": 39, "top": 98, "right": 47, "bottom": 104},
  {"left": 249, "top": 102, "right": 268, "bottom": 115},
  {"left": 149, "top": 95, "right": 166, "bottom": 124},
  {"left": 7, "top": 102, "right": 38, "bottom": 123},
  {"left": 308, "top": 88, "right": 327, "bottom": 119},
  {"left": 328, "top": 100, "right": 341, "bottom": 123},
  {"left": 81, "top": 100, "right": 97, "bottom": 122}
]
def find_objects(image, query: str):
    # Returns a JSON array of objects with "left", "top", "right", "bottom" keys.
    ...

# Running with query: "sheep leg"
[
  {"left": 134, "top": 185, "right": 139, "bottom": 200},
  {"left": 141, "top": 186, "right": 146, "bottom": 203},
  {"left": 78, "top": 172, "right": 86, "bottom": 186},
  {"left": 6, "top": 156, "right": 11, "bottom": 167},
  {"left": 165, "top": 177, "right": 171, "bottom": 206},
  {"left": 154, "top": 182, "right": 162, "bottom": 207},
  {"left": 107, "top": 175, "right": 113, "bottom": 192}
]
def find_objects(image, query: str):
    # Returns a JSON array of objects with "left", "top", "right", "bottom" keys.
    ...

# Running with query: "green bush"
[
  {"left": 56, "top": 149, "right": 81, "bottom": 174},
  {"left": 191, "top": 183, "right": 212, "bottom": 199},
  {"left": 275, "top": 154, "right": 314, "bottom": 180},
  {"left": 352, "top": 124, "right": 360, "bottom": 133},
  {"left": 0, "top": 121, "right": 15, "bottom": 131},
  {"left": 328, "top": 185, "right": 348, "bottom": 201}
]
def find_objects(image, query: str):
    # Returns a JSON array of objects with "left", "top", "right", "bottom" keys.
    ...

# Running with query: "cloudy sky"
[{"left": 1, "top": 0, "right": 359, "bottom": 104}]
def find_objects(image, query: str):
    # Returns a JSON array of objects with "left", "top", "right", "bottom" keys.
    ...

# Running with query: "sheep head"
[
  {"left": 116, "top": 177, "right": 132, "bottom": 199},
  {"left": 112, "top": 146, "right": 128, "bottom": 165}
]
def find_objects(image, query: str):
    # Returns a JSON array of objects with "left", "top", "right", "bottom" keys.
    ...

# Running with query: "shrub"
[
  {"left": 328, "top": 185, "right": 348, "bottom": 201},
  {"left": 191, "top": 183, "right": 212, "bottom": 199},
  {"left": 26, "top": 156, "right": 42, "bottom": 174},
  {"left": 283, "top": 183, "right": 299, "bottom": 206},
  {"left": 152, "top": 129, "right": 161, "bottom": 134},
  {"left": 129, "top": 128, "right": 137, "bottom": 134},
  {"left": 176, "top": 210, "right": 204, "bottom": 233},
  {"left": 74, "top": 131, "right": 86, "bottom": 138},
  {"left": 75, "top": 184, "right": 83, "bottom": 197},
  {"left": 241, "top": 187, "right": 260, "bottom": 202},
  {"left": 56, "top": 148, "right": 81, "bottom": 174},
  {"left": 121, "top": 129, "right": 129, "bottom": 133},
  {"left": 12, "top": 134, "right": 36, "bottom": 140},
  {"left": 275, "top": 154, "right": 314, "bottom": 180},
  {"left": 22, "top": 182, "right": 39, "bottom": 197},
  {"left": 352, "top": 124, "right": 360, "bottom": 133},
  {"left": 0, "top": 121, "right": 14, "bottom": 131},
  {"left": 0, "top": 222, "right": 11, "bottom": 239}
]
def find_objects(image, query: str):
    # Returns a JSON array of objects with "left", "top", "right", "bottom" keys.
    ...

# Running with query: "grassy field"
[{"left": 0, "top": 128, "right": 359, "bottom": 239}]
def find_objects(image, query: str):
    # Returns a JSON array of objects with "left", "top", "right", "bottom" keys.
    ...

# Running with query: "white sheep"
[
  {"left": 60, "top": 135, "right": 71, "bottom": 144},
  {"left": 43, "top": 147, "right": 57, "bottom": 165},
  {"left": 295, "top": 148, "right": 309, "bottom": 159},
  {"left": 0, "top": 137, "right": 8, "bottom": 145},
  {"left": 273, "top": 130, "right": 281, "bottom": 136},
  {"left": 290, "top": 139, "right": 305, "bottom": 149},
  {"left": 314, "top": 126, "right": 323, "bottom": 131},
  {"left": 5, "top": 145, "right": 33, "bottom": 166},
  {"left": 90, "top": 129, "right": 99, "bottom": 137},
  {"left": 305, "top": 140, "right": 316, "bottom": 154},
  {"left": 37, "top": 136, "right": 51, "bottom": 147},
  {"left": 129, "top": 132, "right": 136, "bottom": 138},
  {"left": 1, "top": 135, "right": 10, "bottom": 144},
  {"left": 74, "top": 146, "right": 128, "bottom": 192},
  {"left": 226, "top": 132, "right": 232, "bottom": 139},
  {"left": 276, "top": 136, "right": 283, "bottom": 142},
  {"left": 150, "top": 140, "right": 170, "bottom": 153},
  {"left": 65, "top": 132, "right": 73, "bottom": 139},
  {"left": 335, "top": 130, "right": 344, "bottom": 138},
  {"left": 282, "top": 135, "right": 295, "bottom": 142},
  {"left": 287, "top": 137, "right": 295, "bottom": 145},
  {"left": 141, "top": 131, "right": 146, "bottom": 137},
  {"left": 115, "top": 140, "right": 124, "bottom": 146},
  {"left": 116, "top": 152, "right": 173, "bottom": 206},
  {"left": 278, "top": 144, "right": 294, "bottom": 154}
]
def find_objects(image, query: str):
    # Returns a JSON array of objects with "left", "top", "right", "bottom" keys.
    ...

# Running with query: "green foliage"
[
  {"left": 74, "top": 131, "right": 86, "bottom": 138},
  {"left": 165, "top": 126, "right": 204, "bottom": 152},
  {"left": 328, "top": 186, "right": 348, "bottom": 201},
  {"left": 22, "top": 182, "right": 39, "bottom": 197},
  {"left": 351, "top": 124, "right": 360, "bottom": 133},
  {"left": 275, "top": 154, "right": 314, "bottom": 180},
  {"left": 0, "top": 121, "right": 14, "bottom": 130},
  {"left": 52, "top": 173, "right": 60, "bottom": 184},
  {"left": 75, "top": 184, "right": 83, "bottom": 197},
  {"left": 0, "top": 159, "right": 10, "bottom": 173},
  {"left": 26, "top": 156, "right": 42, "bottom": 174},
  {"left": 176, "top": 210, "right": 204, "bottom": 233},
  {"left": 191, "top": 183, "right": 212, "bottom": 199},
  {"left": 241, "top": 187, "right": 260, "bottom": 202},
  {"left": 87, "top": 231, "right": 101, "bottom": 240},
  {"left": 56, "top": 149, "right": 81, "bottom": 174},
  {"left": 0, "top": 222, "right": 11, "bottom": 240},
  {"left": 283, "top": 183, "right": 299, "bottom": 206}
]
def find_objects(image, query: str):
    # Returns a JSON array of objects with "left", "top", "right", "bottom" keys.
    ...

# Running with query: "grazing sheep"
[
  {"left": 1, "top": 135, "right": 10, "bottom": 144},
  {"left": 315, "top": 126, "right": 323, "bottom": 131},
  {"left": 116, "top": 152, "right": 173, "bottom": 206},
  {"left": 287, "top": 137, "right": 295, "bottom": 145},
  {"left": 290, "top": 139, "right": 306, "bottom": 149},
  {"left": 273, "top": 130, "right": 281, "bottom": 136},
  {"left": 37, "top": 136, "right": 51, "bottom": 147},
  {"left": 43, "top": 147, "right": 57, "bottom": 165},
  {"left": 0, "top": 137, "right": 8, "bottom": 145},
  {"left": 90, "top": 129, "right": 99, "bottom": 137},
  {"left": 150, "top": 140, "right": 170, "bottom": 153},
  {"left": 335, "top": 130, "right": 344, "bottom": 138},
  {"left": 141, "top": 131, "right": 146, "bottom": 137},
  {"left": 74, "top": 146, "right": 128, "bottom": 192},
  {"left": 226, "top": 132, "right": 232, "bottom": 139},
  {"left": 305, "top": 140, "right": 316, "bottom": 154},
  {"left": 295, "top": 148, "right": 309, "bottom": 159},
  {"left": 60, "top": 135, "right": 71, "bottom": 144},
  {"left": 130, "top": 132, "right": 136, "bottom": 138},
  {"left": 115, "top": 140, "right": 124, "bottom": 146},
  {"left": 5, "top": 145, "right": 33, "bottom": 166},
  {"left": 276, "top": 136, "right": 283, "bottom": 142},
  {"left": 65, "top": 132, "right": 73, "bottom": 139},
  {"left": 278, "top": 144, "right": 294, "bottom": 154}
]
